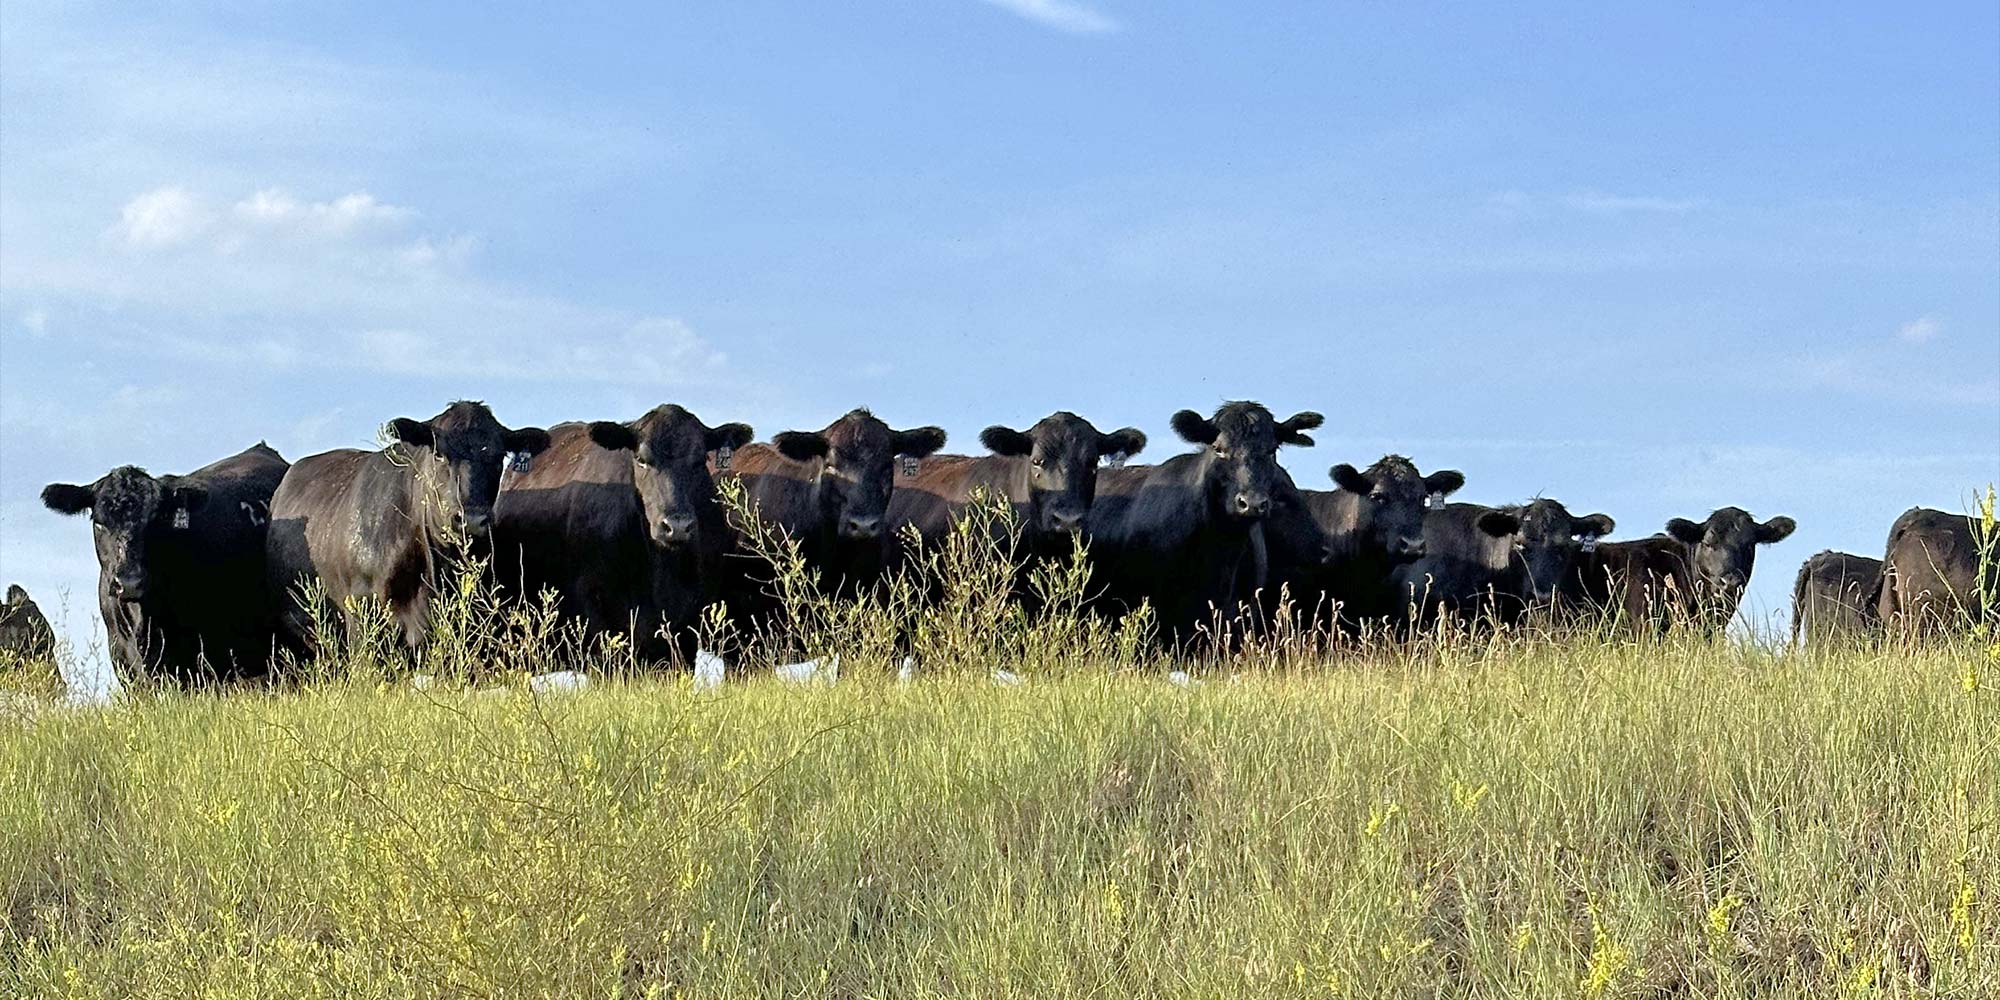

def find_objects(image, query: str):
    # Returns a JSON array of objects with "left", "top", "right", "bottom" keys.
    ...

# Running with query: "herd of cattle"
[{"left": 3, "top": 399, "right": 1994, "bottom": 688}]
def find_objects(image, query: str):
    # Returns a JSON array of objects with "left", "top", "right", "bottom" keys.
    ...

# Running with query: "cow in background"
[
  {"left": 1876, "top": 506, "right": 1998, "bottom": 637},
  {"left": 1576, "top": 508, "right": 1795, "bottom": 633},
  {"left": 1394, "top": 498, "right": 1614, "bottom": 628},
  {"left": 1791, "top": 550, "right": 1882, "bottom": 647}
]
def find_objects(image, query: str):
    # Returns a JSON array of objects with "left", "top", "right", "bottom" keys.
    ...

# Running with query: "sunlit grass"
[{"left": 3, "top": 641, "right": 1994, "bottom": 998}]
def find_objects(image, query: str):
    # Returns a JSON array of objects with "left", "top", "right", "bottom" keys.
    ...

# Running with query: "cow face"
[
  {"left": 1490, "top": 499, "right": 1615, "bottom": 604},
  {"left": 391, "top": 401, "right": 550, "bottom": 541},
  {"left": 1331, "top": 455, "right": 1464, "bottom": 562},
  {"left": 591, "top": 405, "right": 752, "bottom": 550},
  {"left": 1665, "top": 507, "right": 1795, "bottom": 607},
  {"left": 42, "top": 467, "right": 210, "bottom": 602},
  {"left": 774, "top": 409, "right": 946, "bottom": 542},
  {"left": 980, "top": 411, "right": 1146, "bottom": 535},
  {"left": 1172, "top": 402, "right": 1321, "bottom": 523}
]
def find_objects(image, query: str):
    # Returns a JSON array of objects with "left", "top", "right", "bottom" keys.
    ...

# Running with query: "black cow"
[
  {"left": 1876, "top": 507, "right": 1999, "bottom": 637},
  {"left": 1086, "top": 401, "right": 1321, "bottom": 647},
  {"left": 1573, "top": 508, "right": 1794, "bottom": 632},
  {"left": 44, "top": 442, "right": 289, "bottom": 685},
  {"left": 1, "top": 584, "right": 61, "bottom": 693},
  {"left": 718, "top": 409, "right": 946, "bottom": 615},
  {"left": 885, "top": 411, "right": 1145, "bottom": 576},
  {"left": 1393, "top": 499, "right": 1615, "bottom": 627},
  {"left": 1267, "top": 456, "right": 1466, "bottom": 629},
  {"left": 1791, "top": 550, "right": 1883, "bottom": 647},
  {"left": 493, "top": 405, "right": 751, "bottom": 664},
  {"left": 268, "top": 402, "right": 548, "bottom": 654}
]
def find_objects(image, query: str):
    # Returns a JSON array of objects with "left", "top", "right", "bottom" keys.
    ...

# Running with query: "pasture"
[{"left": 3, "top": 628, "right": 1996, "bottom": 998}]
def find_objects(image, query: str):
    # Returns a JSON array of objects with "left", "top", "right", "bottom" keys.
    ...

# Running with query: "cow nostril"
[{"left": 844, "top": 516, "right": 882, "bottom": 538}]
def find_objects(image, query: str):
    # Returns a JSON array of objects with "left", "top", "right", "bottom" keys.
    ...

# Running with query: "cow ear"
[
  {"left": 1576, "top": 513, "right": 1615, "bottom": 539},
  {"left": 892, "top": 426, "right": 948, "bottom": 458},
  {"left": 589, "top": 421, "right": 638, "bottom": 452},
  {"left": 1098, "top": 427, "right": 1147, "bottom": 459},
  {"left": 1758, "top": 515, "right": 1797, "bottom": 544},
  {"left": 1330, "top": 463, "right": 1372, "bottom": 493},
  {"left": 1424, "top": 470, "right": 1466, "bottom": 497},
  {"left": 5, "top": 584, "right": 24, "bottom": 605},
  {"left": 1665, "top": 518, "right": 1705, "bottom": 544},
  {"left": 979, "top": 425, "right": 1034, "bottom": 457},
  {"left": 41, "top": 483, "right": 94, "bottom": 515},
  {"left": 706, "top": 422, "right": 754, "bottom": 453},
  {"left": 1476, "top": 510, "right": 1520, "bottom": 538},
  {"left": 163, "top": 478, "right": 210, "bottom": 513},
  {"left": 389, "top": 418, "right": 433, "bottom": 448},
  {"left": 1171, "top": 410, "right": 1217, "bottom": 445},
  {"left": 1277, "top": 411, "right": 1324, "bottom": 447},
  {"left": 504, "top": 427, "right": 552, "bottom": 456},
  {"left": 774, "top": 431, "right": 831, "bottom": 462}
]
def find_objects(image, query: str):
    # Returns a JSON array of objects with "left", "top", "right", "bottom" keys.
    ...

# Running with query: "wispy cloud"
[
  {"left": 1489, "top": 189, "right": 1710, "bottom": 217},
  {"left": 1895, "top": 314, "right": 1942, "bottom": 344},
  {"left": 977, "top": 0, "right": 1120, "bottom": 35}
]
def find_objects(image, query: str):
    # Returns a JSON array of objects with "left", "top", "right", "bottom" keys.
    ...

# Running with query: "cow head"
[
  {"left": 591, "top": 404, "right": 752, "bottom": 550},
  {"left": 1482, "top": 499, "right": 1615, "bottom": 605},
  {"left": 42, "top": 466, "right": 210, "bottom": 602},
  {"left": 390, "top": 401, "right": 549, "bottom": 541},
  {"left": 980, "top": 411, "right": 1146, "bottom": 535},
  {"left": 1665, "top": 507, "right": 1795, "bottom": 608},
  {"left": 1330, "top": 455, "right": 1465, "bottom": 562},
  {"left": 772, "top": 409, "right": 946, "bottom": 542},
  {"left": 1172, "top": 401, "right": 1321, "bottom": 523}
]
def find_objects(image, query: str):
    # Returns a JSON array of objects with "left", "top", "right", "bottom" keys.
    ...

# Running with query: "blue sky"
[{"left": 4, "top": 0, "right": 1996, "bottom": 681}]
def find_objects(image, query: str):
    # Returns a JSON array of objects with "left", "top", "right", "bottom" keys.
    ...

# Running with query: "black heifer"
[
  {"left": 719, "top": 409, "right": 945, "bottom": 610},
  {"left": 1086, "top": 402, "right": 1321, "bottom": 646},
  {"left": 1577, "top": 508, "right": 1794, "bottom": 632},
  {"left": 1393, "top": 499, "right": 1614, "bottom": 627},
  {"left": 494, "top": 406, "right": 751, "bottom": 664},
  {"left": 1791, "top": 550, "right": 1883, "bottom": 647},
  {"left": 1267, "top": 456, "right": 1465, "bottom": 629},
  {"left": 44, "top": 443, "right": 289, "bottom": 686},
  {"left": 1876, "top": 507, "right": 1998, "bottom": 637},
  {"left": 268, "top": 402, "right": 548, "bottom": 654},
  {"left": 886, "top": 411, "right": 1145, "bottom": 575}
]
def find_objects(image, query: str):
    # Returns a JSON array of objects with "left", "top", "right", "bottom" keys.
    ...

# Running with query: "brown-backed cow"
[
  {"left": 44, "top": 442, "right": 289, "bottom": 685},
  {"left": 493, "top": 405, "right": 750, "bottom": 664},
  {"left": 1576, "top": 508, "right": 1795, "bottom": 632},
  {"left": 1791, "top": 550, "right": 1882, "bottom": 646},
  {"left": 268, "top": 402, "right": 548, "bottom": 655},
  {"left": 1393, "top": 499, "right": 1614, "bottom": 627},
  {"left": 1876, "top": 507, "right": 1998, "bottom": 637}
]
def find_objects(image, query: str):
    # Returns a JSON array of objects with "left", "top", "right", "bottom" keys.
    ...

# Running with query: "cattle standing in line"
[
  {"left": 494, "top": 405, "right": 750, "bottom": 665},
  {"left": 1791, "top": 550, "right": 1883, "bottom": 647},
  {"left": 1394, "top": 499, "right": 1614, "bottom": 628},
  {"left": 886, "top": 411, "right": 1146, "bottom": 580},
  {"left": 1267, "top": 456, "right": 1466, "bottom": 630},
  {"left": 43, "top": 443, "right": 290, "bottom": 686},
  {"left": 268, "top": 402, "right": 548, "bottom": 655},
  {"left": 1576, "top": 508, "right": 1795, "bottom": 633},
  {"left": 1876, "top": 507, "right": 1998, "bottom": 637},
  {"left": 1, "top": 584, "right": 61, "bottom": 693},
  {"left": 715, "top": 408, "right": 945, "bottom": 629},
  {"left": 1086, "top": 402, "right": 1321, "bottom": 647}
]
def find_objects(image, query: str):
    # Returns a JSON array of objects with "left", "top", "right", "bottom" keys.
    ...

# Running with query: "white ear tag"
[
  {"left": 1106, "top": 453, "right": 1128, "bottom": 468},
  {"left": 510, "top": 452, "right": 532, "bottom": 474},
  {"left": 171, "top": 506, "right": 190, "bottom": 530},
  {"left": 1581, "top": 536, "right": 1599, "bottom": 553},
  {"left": 1424, "top": 493, "right": 1442, "bottom": 509},
  {"left": 716, "top": 446, "right": 733, "bottom": 470},
  {"left": 901, "top": 455, "right": 919, "bottom": 477}
]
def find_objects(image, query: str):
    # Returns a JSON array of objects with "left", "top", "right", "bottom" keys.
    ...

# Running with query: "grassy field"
[{"left": 2, "top": 638, "right": 1994, "bottom": 999}]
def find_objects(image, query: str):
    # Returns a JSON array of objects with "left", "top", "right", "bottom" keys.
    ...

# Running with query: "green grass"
[{"left": 3, "top": 642, "right": 1994, "bottom": 998}]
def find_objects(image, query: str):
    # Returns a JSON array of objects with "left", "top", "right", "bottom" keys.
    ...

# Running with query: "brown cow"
[{"left": 1876, "top": 507, "right": 1998, "bottom": 637}]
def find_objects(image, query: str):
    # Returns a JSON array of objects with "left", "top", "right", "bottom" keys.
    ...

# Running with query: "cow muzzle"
[
  {"left": 840, "top": 514, "right": 883, "bottom": 541},
  {"left": 657, "top": 514, "right": 699, "bottom": 547},
  {"left": 1046, "top": 508, "right": 1086, "bottom": 534},
  {"left": 1231, "top": 493, "right": 1271, "bottom": 519},
  {"left": 110, "top": 573, "right": 147, "bottom": 602},
  {"left": 1391, "top": 536, "right": 1426, "bottom": 559}
]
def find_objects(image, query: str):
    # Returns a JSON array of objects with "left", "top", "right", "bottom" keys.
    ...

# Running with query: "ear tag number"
[
  {"left": 1581, "top": 536, "right": 1599, "bottom": 553},
  {"left": 1424, "top": 493, "right": 1441, "bottom": 509},
  {"left": 716, "top": 446, "right": 733, "bottom": 470},
  {"left": 171, "top": 507, "right": 190, "bottom": 530},
  {"left": 901, "top": 456, "right": 919, "bottom": 478},
  {"left": 1106, "top": 453, "right": 1127, "bottom": 469},
  {"left": 510, "top": 452, "right": 532, "bottom": 474}
]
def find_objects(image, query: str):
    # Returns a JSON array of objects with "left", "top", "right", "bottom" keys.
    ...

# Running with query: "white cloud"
[
  {"left": 1561, "top": 191, "right": 1709, "bottom": 215},
  {"left": 19, "top": 309, "right": 47, "bottom": 337},
  {"left": 977, "top": 0, "right": 1120, "bottom": 34},
  {"left": 232, "top": 188, "right": 414, "bottom": 238},
  {"left": 114, "top": 186, "right": 211, "bottom": 247},
  {"left": 1895, "top": 315, "right": 1941, "bottom": 344}
]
